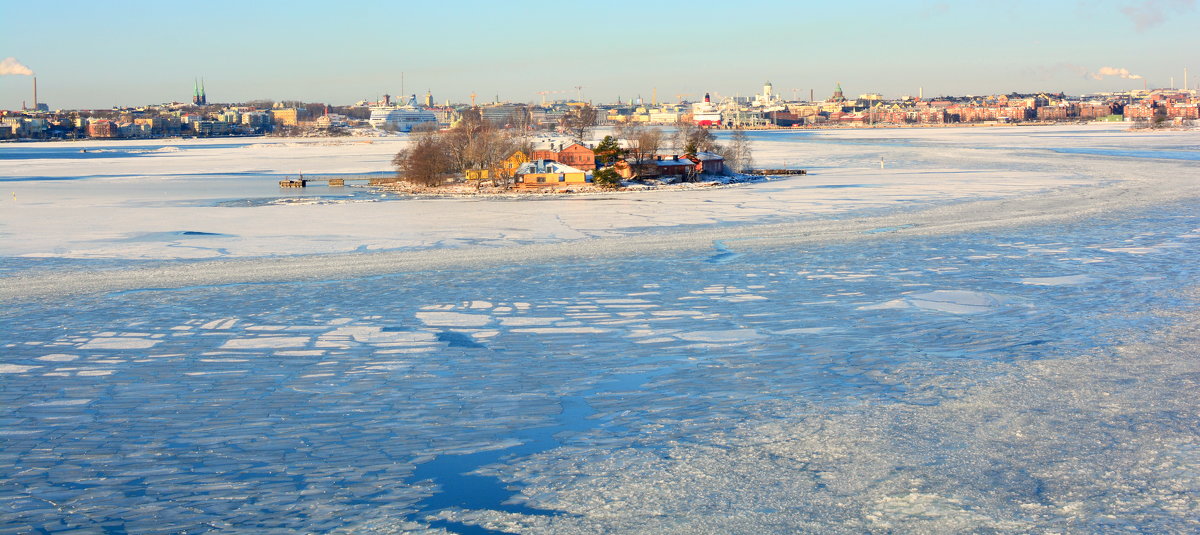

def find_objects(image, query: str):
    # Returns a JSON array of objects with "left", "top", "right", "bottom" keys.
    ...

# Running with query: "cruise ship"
[
  {"left": 368, "top": 94, "right": 438, "bottom": 132},
  {"left": 692, "top": 93, "right": 722, "bottom": 126}
]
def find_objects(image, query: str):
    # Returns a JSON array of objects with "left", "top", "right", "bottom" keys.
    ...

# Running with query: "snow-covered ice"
[
  {"left": 2, "top": 124, "right": 1200, "bottom": 533},
  {"left": 3, "top": 124, "right": 1191, "bottom": 262}
]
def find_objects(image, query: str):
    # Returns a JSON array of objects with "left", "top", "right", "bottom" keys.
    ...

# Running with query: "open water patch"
[
  {"left": 1049, "top": 147, "right": 1200, "bottom": 161},
  {"left": 410, "top": 369, "right": 667, "bottom": 533},
  {"left": 437, "top": 331, "right": 486, "bottom": 349},
  {"left": 706, "top": 240, "right": 743, "bottom": 264}
]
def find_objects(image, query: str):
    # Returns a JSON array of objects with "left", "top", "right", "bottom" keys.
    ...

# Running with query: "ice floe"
[
  {"left": 861, "top": 289, "right": 1019, "bottom": 314},
  {"left": 0, "top": 364, "right": 40, "bottom": 373},
  {"left": 79, "top": 337, "right": 159, "bottom": 349},
  {"left": 415, "top": 311, "right": 493, "bottom": 327},
  {"left": 221, "top": 336, "right": 310, "bottom": 349}
]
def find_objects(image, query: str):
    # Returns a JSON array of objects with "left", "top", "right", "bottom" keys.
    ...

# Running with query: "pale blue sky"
[{"left": 2, "top": 0, "right": 1197, "bottom": 109}]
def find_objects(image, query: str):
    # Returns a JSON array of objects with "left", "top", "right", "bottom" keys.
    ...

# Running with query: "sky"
[{"left": 1, "top": 0, "right": 1198, "bottom": 109}]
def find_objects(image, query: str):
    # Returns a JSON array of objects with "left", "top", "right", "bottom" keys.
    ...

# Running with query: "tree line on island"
[{"left": 391, "top": 105, "right": 753, "bottom": 190}]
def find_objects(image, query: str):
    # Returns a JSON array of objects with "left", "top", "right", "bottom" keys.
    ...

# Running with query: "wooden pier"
[{"left": 278, "top": 175, "right": 399, "bottom": 188}]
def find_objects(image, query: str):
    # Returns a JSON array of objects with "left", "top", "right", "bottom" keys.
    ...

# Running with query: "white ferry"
[
  {"left": 692, "top": 93, "right": 722, "bottom": 126},
  {"left": 368, "top": 95, "right": 438, "bottom": 132}
]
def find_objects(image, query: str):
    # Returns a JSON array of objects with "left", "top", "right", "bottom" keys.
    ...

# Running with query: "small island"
[{"left": 385, "top": 106, "right": 757, "bottom": 194}]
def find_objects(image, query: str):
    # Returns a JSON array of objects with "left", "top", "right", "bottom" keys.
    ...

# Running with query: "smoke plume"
[
  {"left": 0, "top": 57, "right": 34, "bottom": 76},
  {"left": 1089, "top": 66, "right": 1143, "bottom": 80}
]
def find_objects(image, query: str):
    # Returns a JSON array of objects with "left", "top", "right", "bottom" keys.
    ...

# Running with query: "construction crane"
[
  {"left": 674, "top": 93, "right": 693, "bottom": 103},
  {"left": 535, "top": 90, "right": 567, "bottom": 106}
]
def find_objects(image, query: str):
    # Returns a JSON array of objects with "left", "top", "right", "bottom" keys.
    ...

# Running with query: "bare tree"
[
  {"left": 507, "top": 105, "right": 537, "bottom": 156},
  {"left": 442, "top": 121, "right": 517, "bottom": 176},
  {"left": 508, "top": 105, "right": 533, "bottom": 133},
  {"left": 670, "top": 118, "right": 692, "bottom": 153},
  {"left": 393, "top": 111, "right": 520, "bottom": 188},
  {"left": 679, "top": 123, "right": 720, "bottom": 155},
  {"left": 410, "top": 122, "right": 440, "bottom": 134},
  {"left": 616, "top": 124, "right": 662, "bottom": 178},
  {"left": 560, "top": 105, "right": 597, "bottom": 143},
  {"left": 304, "top": 102, "right": 327, "bottom": 118},
  {"left": 717, "top": 128, "right": 753, "bottom": 174},
  {"left": 392, "top": 130, "right": 453, "bottom": 186}
]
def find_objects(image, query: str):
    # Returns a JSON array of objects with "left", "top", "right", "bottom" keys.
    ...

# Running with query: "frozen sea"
[{"left": 2, "top": 125, "right": 1200, "bottom": 533}]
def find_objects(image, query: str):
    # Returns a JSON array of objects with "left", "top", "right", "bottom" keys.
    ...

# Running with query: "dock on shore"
[{"left": 279, "top": 175, "right": 400, "bottom": 188}]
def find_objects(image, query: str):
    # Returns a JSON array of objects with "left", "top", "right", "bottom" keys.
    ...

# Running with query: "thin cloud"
[{"left": 1120, "top": 0, "right": 1195, "bottom": 31}]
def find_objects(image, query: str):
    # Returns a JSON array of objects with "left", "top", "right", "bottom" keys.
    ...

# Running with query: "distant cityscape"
[{"left": 2, "top": 77, "right": 1199, "bottom": 141}]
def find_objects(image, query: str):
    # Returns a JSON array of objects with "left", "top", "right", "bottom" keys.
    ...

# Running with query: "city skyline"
[{"left": 2, "top": 0, "right": 1198, "bottom": 109}]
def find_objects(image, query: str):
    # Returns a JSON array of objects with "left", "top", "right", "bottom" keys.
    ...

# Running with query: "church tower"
[{"left": 193, "top": 78, "right": 208, "bottom": 105}]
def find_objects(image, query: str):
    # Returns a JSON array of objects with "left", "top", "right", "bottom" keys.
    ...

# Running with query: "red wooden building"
[
  {"left": 528, "top": 143, "right": 596, "bottom": 171},
  {"left": 554, "top": 143, "right": 596, "bottom": 171}
]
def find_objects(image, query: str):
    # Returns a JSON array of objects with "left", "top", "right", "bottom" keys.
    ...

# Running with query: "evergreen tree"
[
  {"left": 592, "top": 167, "right": 622, "bottom": 189},
  {"left": 594, "top": 135, "right": 623, "bottom": 167}
]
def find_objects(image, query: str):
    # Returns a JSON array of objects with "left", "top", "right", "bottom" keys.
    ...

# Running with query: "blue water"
[
  {"left": 1049, "top": 146, "right": 1200, "bottom": 161},
  {"left": 1, "top": 201, "right": 1199, "bottom": 532}
]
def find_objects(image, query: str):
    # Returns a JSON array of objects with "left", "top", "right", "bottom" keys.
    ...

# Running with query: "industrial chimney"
[{"left": 33, "top": 77, "right": 38, "bottom": 111}]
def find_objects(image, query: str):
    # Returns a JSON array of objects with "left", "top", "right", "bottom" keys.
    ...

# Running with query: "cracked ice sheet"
[
  {"left": 2, "top": 124, "right": 1177, "bottom": 261},
  {"left": 1, "top": 212, "right": 1199, "bottom": 533},
  {"left": 441, "top": 309, "right": 1200, "bottom": 534}
]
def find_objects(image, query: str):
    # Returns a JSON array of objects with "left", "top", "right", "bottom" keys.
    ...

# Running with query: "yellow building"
[
  {"left": 270, "top": 108, "right": 300, "bottom": 127},
  {"left": 513, "top": 160, "right": 590, "bottom": 190},
  {"left": 465, "top": 151, "right": 529, "bottom": 182},
  {"left": 501, "top": 151, "right": 529, "bottom": 176}
]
